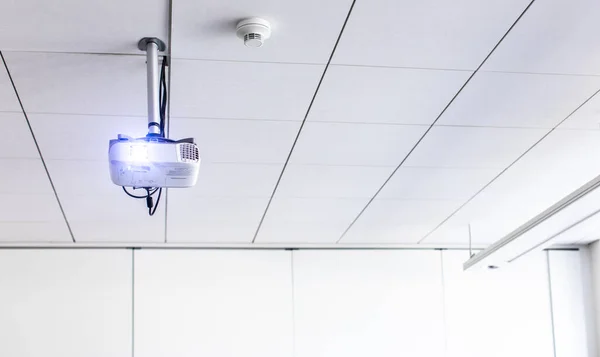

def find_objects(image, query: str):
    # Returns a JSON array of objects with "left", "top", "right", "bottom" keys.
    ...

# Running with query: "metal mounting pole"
[{"left": 138, "top": 37, "right": 166, "bottom": 136}]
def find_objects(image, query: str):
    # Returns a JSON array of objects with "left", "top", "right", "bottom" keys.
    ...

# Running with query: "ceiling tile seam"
[
  {"left": 555, "top": 127, "right": 600, "bottom": 132},
  {"left": 480, "top": 69, "right": 600, "bottom": 78},
  {"left": 25, "top": 111, "right": 148, "bottom": 118},
  {"left": 172, "top": 57, "right": 326, "bottom": 67},
  {"left": 329, "top": 63, "right": 474, "bottom": 73},
  {"left": 1, "top": 50, "right": 151, "bottom": 58},
  {"left": 164, "top": 0, "right": 174, "bottom": 245},
  {"left": 39, "top": 158, "right": 285, "bottom": 165},
  {"left": 173, "top": 117, "right": 564, "bottom": 129},
  {"left": 0, "top": 220, "right": 61, "bottom": 223},
  {"left": 170, "top": 116, "right": 304, "bottom": 122},
  {"left": 335, "top": 0, "right": 538, "bottom": 244},
  {"left": 169, "top": 116, "right": 593, "bottom": 130},
  {"left": 15, "top": 113, "right": 572, "bottom": 130},
  {"left": 0, "top": 51, "right": 76, "bottom": 243},
  {"left": 172, "top": 58, "right": 479, "bottom": 73},
  {"left": 249, "top": 0, "right": 358, "bottom": 244},
  {"left": 0, "top": 157, "right": 43, "bottom": 161},
  {"left": 418, "top": 86, "right": 600, "bottom": 245}
]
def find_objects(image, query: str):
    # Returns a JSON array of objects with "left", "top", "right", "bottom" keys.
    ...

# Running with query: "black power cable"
[
  {"left": 159, "top": 57, "right": 167, "bottom": 137},
  {"left": 123, "top": 186, "right": 158, "bottom": 199},
  {"left": 149, "top": 188, "right": 162, "bottom": 216}
]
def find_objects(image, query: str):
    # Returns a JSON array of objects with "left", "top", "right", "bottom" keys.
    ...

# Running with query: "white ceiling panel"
[
  {"left": 343, "top": 224, "right": 439, "bottom": 245},
  {"left": 167, "top": 194, "right": 269, "bottom": 243},
  {"left": 0, "top": 159, "right": 52, "bottom": 194},
  {"left": 0, "top": 64, "right": 20, "bottom": 112},
  {"left": 473, "top": 129, "right": 600, "bottom": 211},
  {"left": 187, "top": 162, "right": 282, "bottom": 197},
  {"left": 45, "top": 160, "right": 122, "bottom": 196},
  {"left": 258, "top": 221, "right": 357, "bottom": 244},
  {"left": 255, "top": 197, "right": 368, "bottom": 243},
  {"left": 0, "top": 222, "right": 71, "bottom": 242},
  {"left": 420, "top": 224, "right": 471, "bottom": 248},
  {"left": 0, "top": 0, "right": 167, "bottom": 54},
  {"left": 425, "top": 208, "right": 534, "bottom": 246},
  {"left": 378, "top": 167, "right": 498, "bottom": 201},
  {"left": 341, "top": 199, "right": 462, "bottom": 243},
  {"left": 170, "top": 60, "right": 323, "bottom": 120},
  {"left": 170, "top": 118, "right": 300, "bottom": 163},
  {"left": 0, "top": 105, "right": 68, "bottom": 243},
  {"left": 404, "top": 126, "right": 546, "bottom": 169},
  {"left": 0, "top": 193, "right": 64, "bottom": 223},
  {"left": 290, "top": 122, "right": 427, "bottom": 166},
  {"left": 171, "top": 0, "right": 352, "bottom": 63},
  {"left": 3, "top": 52, "right": 148, "bottom": 116},
  {"left": 422, "top": 129, "right": 600, "bottom": 245},
  {"left": 60, "top": 195, "right": 165, "bottom": 242},
  {"left": 482, "top": 0, "right": 600, "bottom": 75},
  {"left": 0, "top": 112, "right": 39, "bottom": 159},
  {"left": 30, "top": 114, "right": 147, "bottom": 161},
  {"left": 559, "top": 92, "right": 600, "bottom": 129},
  {"left": 436, "top": 71, "right": 600, "bottom": 128},
  {"left": 56, "top": 188, "right": 163, "bottom": 223},
  {"left": 309, "top": 65, "right": 470, "bottom": 124},
  {"left": 332, "top": 0, "right": 530, "bottom": 69},
  {"left": 68, "top": 221, "right": 164, "bottom": 243},
  {"left": 275, "top": 165, "right": 393, "bottom": 199}
]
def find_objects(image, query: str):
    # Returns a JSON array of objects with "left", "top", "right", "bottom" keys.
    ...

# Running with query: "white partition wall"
[
  {"left": 0, "top": 248, "right": 592, "bottom": 357},
  {"left": 547, "top": 250, "right": 591, "bottom": 357},
  {"left": 133, "top": 250, "right": 294, "bottom": 357},
  {"left": 0, "top": 249, "right": 132, "bottom": 357},
  {"left": 443, "top": 250, "right": 555, "bottom": 357},
  {"left": 293, "top": 250, "right": 446, "bottom": 357}
]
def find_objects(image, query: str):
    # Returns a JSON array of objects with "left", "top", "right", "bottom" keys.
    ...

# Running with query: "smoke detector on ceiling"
[{"left": 236, "top": 18, "right": 271, "bottom": 48}]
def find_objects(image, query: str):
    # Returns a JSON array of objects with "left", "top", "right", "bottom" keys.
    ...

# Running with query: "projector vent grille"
[{"left": 179, "top": 143, "right": 199, "bottom": 162}]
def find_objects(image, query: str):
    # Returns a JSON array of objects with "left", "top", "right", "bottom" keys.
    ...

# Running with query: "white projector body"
[{"left": 109, "top": 135, "right": 200, "bottom": 188}]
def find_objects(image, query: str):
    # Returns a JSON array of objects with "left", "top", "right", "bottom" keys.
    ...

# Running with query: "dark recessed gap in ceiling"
[
  {"left": 336, "top": 0, "right": 539, "bottom": 244},
  {"left": 250, "top": 0, "right": 359, "bottom": 243}
]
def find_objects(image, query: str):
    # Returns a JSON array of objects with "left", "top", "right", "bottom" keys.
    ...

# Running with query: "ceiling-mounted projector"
[
  {"left": 109, "top": 135, "right": 200, "bottom": 188},
  {"left": 108, "top": 37, "right": 200, "bottom": 215}
]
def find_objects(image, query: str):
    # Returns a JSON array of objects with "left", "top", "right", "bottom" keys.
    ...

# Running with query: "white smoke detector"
[{"left": 236, "top": 18, "right": 271, "bottom": 47}]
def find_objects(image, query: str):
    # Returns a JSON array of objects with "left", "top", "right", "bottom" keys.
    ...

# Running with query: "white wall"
[
  {"left": 548, "top": 250, "right": 593, "bottom": 357},
  {"left": 588, "top": 241, "right": 600, "bottom": 354},
  {"left": 0, "top": 250, "right": 132, "bottom": 357},
  {"left": 293, "top": 250, "right": 445, "bottom": 357},
  {"left": 444, "top": 250, "right": 554, "bottom": 357},
  {"left": 134, "top": 250, "right": 294, "bottom": 357},
  {"left": 0, "top": 248, "right": 591, "bottom": 357}
]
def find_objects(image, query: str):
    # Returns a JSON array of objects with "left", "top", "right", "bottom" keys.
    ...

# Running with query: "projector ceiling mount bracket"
[{"left": 137, "top": 37, "right": 167, "bottom": 137}]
